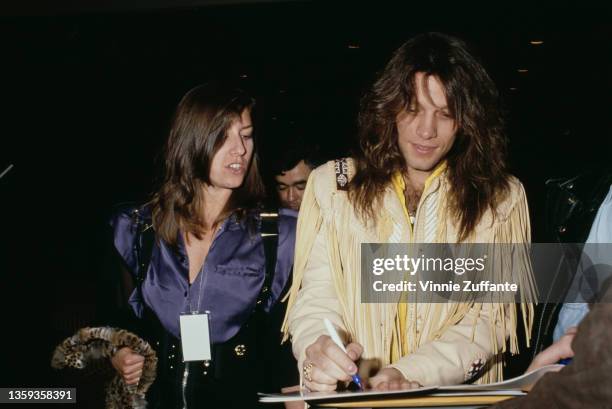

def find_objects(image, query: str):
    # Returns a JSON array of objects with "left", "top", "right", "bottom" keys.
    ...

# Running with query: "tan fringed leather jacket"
[{"left": 283, "top": 159, "right": 535, "bottom": 386}]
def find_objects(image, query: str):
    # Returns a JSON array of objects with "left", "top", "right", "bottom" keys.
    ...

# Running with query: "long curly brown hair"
[
  {"left": 151, "top": 82, "right": 265, "bottom": 246},
  {"left": 350, "top": 32, "right": 510, "bottom": 241}
]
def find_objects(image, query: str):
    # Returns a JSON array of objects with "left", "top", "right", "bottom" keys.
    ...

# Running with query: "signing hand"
[{"left": 302, "top": 335, "right": 363, "bottom": 392}]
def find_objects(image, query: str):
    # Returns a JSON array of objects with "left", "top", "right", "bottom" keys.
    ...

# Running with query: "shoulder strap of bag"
[
  {"left": 257, "top": 211, "right": 279, "bottom": 309},
  {"left": 132, "top": 207, "right": 154, "bottom": 299}
]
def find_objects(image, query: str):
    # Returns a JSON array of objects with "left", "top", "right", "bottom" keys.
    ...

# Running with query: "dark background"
[{"left": 0, "top": 0, "right": 610, "bottom": 405}]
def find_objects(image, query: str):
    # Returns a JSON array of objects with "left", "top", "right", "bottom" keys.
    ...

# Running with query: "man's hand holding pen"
[
  {"left": 302, "top": 319, "right": 423, "bottom": 392},
  {"left": 302, "top": 334, "right": 363, "bottom": 392}
]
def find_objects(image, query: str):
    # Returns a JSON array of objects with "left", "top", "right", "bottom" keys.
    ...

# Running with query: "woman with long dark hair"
[{"left": 109, "top": 82, "right": 297, "bottom": 408}]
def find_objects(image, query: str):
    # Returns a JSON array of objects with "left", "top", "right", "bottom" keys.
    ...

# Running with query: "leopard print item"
[{"left": 51, "top": 327, "right": 157, "bottom": 409}]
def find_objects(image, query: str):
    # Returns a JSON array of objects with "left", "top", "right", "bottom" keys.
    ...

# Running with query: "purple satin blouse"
[{"left": 111, "top": 207, "right": 297, "bottom": 344}]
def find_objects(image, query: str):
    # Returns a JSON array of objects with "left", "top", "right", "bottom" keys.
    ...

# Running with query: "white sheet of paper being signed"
[
  {"left": 258, "top": 365, "right": 562, "bottom": 403},
  {"left": 440, "top": 364, "right": 563, "bottom": 392},
  {"left": 259, "top": 386, "right": 438, "bottom": 403}
]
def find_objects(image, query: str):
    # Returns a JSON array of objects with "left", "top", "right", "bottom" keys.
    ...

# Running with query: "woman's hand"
[
  {"left": 368, "top": 368, "right": 422, "bottom": 391},
  {"left": 111, "top": 347, "right": 145, "bottom": 385},
  {"left": 302, "top": 335, "right": 363, "bottom": 391},
  {"left": 527, "top": 327, "right": 577, "bottom": 373}
]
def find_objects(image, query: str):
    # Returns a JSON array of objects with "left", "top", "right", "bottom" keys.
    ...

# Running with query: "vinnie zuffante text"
[{"left": 370, "top": 254, "right": 518, "bottom": 293}]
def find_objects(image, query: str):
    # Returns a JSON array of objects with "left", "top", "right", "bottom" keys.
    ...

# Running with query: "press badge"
[{"left": 179, "top": 312, "right": 212, "bottom": 361}]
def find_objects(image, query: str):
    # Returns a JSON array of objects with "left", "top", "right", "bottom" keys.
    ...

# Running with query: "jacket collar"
[{"left": 382, "top": 163, "right": 447, "bottom": 240}]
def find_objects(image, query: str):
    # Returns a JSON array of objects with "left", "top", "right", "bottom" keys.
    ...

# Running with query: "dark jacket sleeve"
[{"left": 492, "top": 278, "right": 612, "bottom": 409}]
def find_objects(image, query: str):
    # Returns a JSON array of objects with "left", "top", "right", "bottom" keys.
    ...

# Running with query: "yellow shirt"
[{"left": 390, "top": 162, "right": 447, "bottom": 361}]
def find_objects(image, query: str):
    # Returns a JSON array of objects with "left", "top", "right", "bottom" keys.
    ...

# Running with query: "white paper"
[
  {"left": 440, "top": 364, "right": 563, "bottom": 392},
  {"left": 258, "top": 365, "right": 561, "bottom": 403},
  {"left": 259, "top": 386, "right": 438, "bottom": 403}
]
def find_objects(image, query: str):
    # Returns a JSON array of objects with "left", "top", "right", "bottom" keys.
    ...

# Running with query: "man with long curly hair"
[{"left": 282, "top": 32, "right": 534, "bottom": 390}]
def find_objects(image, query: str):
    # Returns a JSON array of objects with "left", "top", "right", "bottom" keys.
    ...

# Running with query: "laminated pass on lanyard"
[{"left": 179, "top": 263, "right": 212, "bottom": 362}]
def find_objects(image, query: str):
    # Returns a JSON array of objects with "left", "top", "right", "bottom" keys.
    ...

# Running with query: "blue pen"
[
  {"left": 559, "top": 358, "right": 572, "bottom": 365},
  {"left": 323, "top": 318, "right": 364, "bottom": 390}
]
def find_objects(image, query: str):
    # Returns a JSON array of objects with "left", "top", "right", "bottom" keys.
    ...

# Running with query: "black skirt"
[{"left": 141, "top": 307, "right": 290, "bottom": 409}]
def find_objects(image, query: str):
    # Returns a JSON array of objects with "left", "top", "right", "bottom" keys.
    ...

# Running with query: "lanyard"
[
  {"left": 187, "top": 263, "right": 206, "bottom": 314},
  {"left": 184, "top": 222, "right": 225, "bottom": 313}
]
